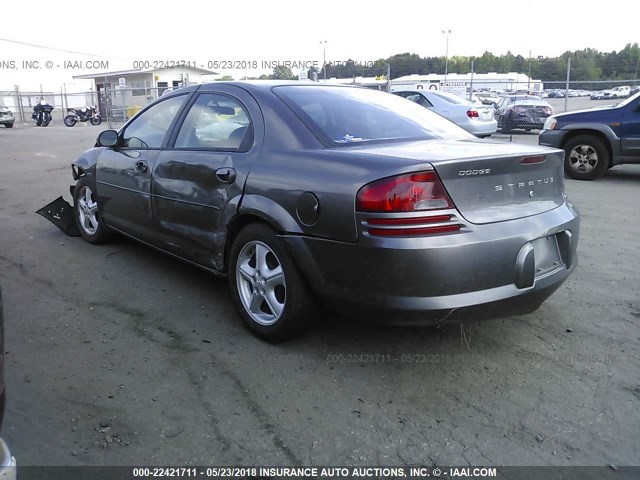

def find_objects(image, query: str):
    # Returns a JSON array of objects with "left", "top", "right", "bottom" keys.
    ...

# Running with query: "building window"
[
  {"left": 132, "top": 81, "right": 147, "bottom": 97},
  {"left": 157, "top": 82, "right": 168, "bottom": 96}
]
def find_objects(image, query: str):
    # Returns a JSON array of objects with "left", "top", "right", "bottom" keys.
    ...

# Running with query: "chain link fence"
[
  {"left": 0, "top": 89, "right": 97, "bottom": 125},
  {"left": 539, "top": 79, "right": 639, "bottom": 112},
  {"left": 1, "top": 76, "right": 638, "bottom": 128},
  {"left": 0, "top": 85, "right": 173, "bottom": 127},
  {"left": 97, "top": 86, "right": 167, "bottom": 126}
]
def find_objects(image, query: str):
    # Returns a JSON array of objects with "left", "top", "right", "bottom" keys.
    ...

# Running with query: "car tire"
[
  {"left": 563, "top": 135, "right": 609, "bottom": 180},
  {"left": 73, "top": 177, "right": 112, "bottom": 244},
  {"left": 228, "top": 223, "right": 317, "bottom": 342},
  {"left": 5, "top": 123, "right": 13, "bottom": 128}
]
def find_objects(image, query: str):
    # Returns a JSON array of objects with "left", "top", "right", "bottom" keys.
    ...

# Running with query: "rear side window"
[
  {"left": 395, "top": 92, "right": 433, "bottom": 108},
  {"left": 174, "top": 93, "right": 252, "bottom": 151},
  {"left": 274, "top": 85, "right": 471, "bottom": 145}
]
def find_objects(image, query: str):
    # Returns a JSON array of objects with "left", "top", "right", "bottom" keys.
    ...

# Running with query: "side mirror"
[{"left": 97, "top": 129, "right": 119, "bottom": 148}]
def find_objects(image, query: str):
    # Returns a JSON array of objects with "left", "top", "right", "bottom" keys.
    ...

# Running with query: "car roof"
[
  {"left": 514, "top": 99, "right": 549, "bottom": 105},
  {"left": 197, "top": 81, "right": 360, "bottom": 92}
]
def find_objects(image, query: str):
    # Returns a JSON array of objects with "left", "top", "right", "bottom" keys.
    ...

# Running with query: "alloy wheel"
[
  {"left": 77, "top": 185, "right": 99, "bottom": 235},
  {"left": 568, "top": 144, "right": 598, "bottom": 173},
  {"left": 235, "top": 241, "right": 286, "bottom": 326}
]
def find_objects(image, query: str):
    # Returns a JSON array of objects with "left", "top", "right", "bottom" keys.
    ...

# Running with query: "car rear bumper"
[
  {"left": 464, "top": 119, "right": 497, "bottom": 136},
  {"left": 283, "top": 202, "right": 579, "bottom": 324},
  {"left": 0, "top": 117, "right": 14, "bottom": 125}
]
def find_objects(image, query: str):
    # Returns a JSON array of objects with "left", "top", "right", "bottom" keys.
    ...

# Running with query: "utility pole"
[
  {"left": 14, "top": 85, "right": 24, "bottom": 123},
  {"left": 387, "top": 64, "right": 391, "bottom": 92},
  {"left": 320, "top": 40, "right": 327, "bottom": 82},
  {"left": 469, "top": 59, "right": 474, "bottom": 101},
  {"left": 564, "top": 57, "right": 571, "bottom": 112},
  {"left": 528, "top": 50, "right": 532, "bottom": 93},
  {"left": 104, "top": 75, "right": 111, "bottom": 128},
  {"left": 442, "top": 30, "right": 451, "bottom": 81}
]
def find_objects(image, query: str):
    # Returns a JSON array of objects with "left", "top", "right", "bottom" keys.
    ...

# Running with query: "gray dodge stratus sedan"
[{"left": 67, "top": 82, "right": 579, "bottom": 341}]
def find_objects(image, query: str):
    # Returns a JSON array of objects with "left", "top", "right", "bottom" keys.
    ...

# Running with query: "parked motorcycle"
[
  {"left": 32, "top": 103, "right": 54, "bottom": 127},
  {"left": 64, "top": 105, "right": 102, "bottom": 127}
]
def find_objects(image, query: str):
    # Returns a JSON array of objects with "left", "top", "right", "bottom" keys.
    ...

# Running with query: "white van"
[{"left": 603, "top": 86, "right": 631, "bottom": 99}]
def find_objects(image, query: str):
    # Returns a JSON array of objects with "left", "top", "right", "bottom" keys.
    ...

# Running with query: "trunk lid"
[
  {"left": 472, "top": 105, "right": 496, "bottom": 122},
  {"left": 347, "top": 139, "right": 565, "bottom": 224}
]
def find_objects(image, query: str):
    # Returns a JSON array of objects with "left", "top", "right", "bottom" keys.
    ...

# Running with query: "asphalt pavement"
[{"left": 0, "top": 123, "right": 638, "bottom": 467}]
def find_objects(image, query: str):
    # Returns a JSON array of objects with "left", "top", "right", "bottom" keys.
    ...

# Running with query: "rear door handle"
[
  {"left": 216, "top": 167, "right": 236, "bottom": 184},
  {"left": 135, "top": 160, "right": 148, "bottom": 173}
]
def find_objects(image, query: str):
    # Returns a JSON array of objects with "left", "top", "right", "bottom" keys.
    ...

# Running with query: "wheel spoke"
[
  {"left": 249, "top": 291, "right": 264, "bottom": 313},
  {"left": 254, "top": 243, "right": 269, "bottom": 276},
  {"left": 264, "top": 265, "right": 284, "bottom": 287},
  {"left": 84, "top": 188, "right": 92, "bottom": 206},
  {"left": 238, "top": 261, "right": 255, "bottom": 282},
  {"left": 89, "top": 214, "right": 99, "bottom": 230}
]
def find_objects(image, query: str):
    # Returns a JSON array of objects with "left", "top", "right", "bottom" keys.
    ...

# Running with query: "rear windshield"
[
  {"left": 514, "top": 100, "right": 550, "bottom": 106},
  {"left": 273, "top": 85, "right": 473, "bottom": 145},
  {"left": 508, "top": 95, "right": 541, "bottom": 102}
]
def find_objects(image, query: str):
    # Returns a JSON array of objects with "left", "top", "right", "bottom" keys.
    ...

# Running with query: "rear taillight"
[
  {"left": 357, "top": 172, "right": 462, "bottom": 236},
  {"left": 466, "top": 109, "right": 479, "bottom": 118},
  {"left": 367, "top": 214, "right": 451, "bottom": 225},
  {"left": 366, "top": 216, "right": 461, "bottom": 237},
  {"left": 520, "top": 155, "right": 546, "bottom": 165},
  {"left": 356, "top": 171, "right": 454, "bottom": 212},
  {"left": 368, "top": 226, "right": 461, "bottom": 236}
]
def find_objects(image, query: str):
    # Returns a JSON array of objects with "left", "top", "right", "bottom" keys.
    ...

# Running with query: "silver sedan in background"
[{"left": 393, "top": 90, "right": 497, "bottom": 137}]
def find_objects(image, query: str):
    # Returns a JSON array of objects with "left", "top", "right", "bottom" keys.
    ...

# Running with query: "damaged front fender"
[
  {"left": 39, "top": 147, "right": 103, "bottom": 236},
  {"left": 71, "top": 148, "right": 101, "bottom": 180}
]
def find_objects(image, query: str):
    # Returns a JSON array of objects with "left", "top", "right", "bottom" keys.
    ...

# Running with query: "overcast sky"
[{"left": 1, "top": 0, "right": 637, "bottom": 91}]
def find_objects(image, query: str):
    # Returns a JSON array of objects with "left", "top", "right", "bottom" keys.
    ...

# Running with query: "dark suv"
[{"left": 539, "top": 91, "right": 640, "bottom": 180}]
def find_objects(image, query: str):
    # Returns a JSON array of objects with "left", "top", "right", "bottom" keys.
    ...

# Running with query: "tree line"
[{"left": 220, "top": 43, "right": 639, "bottom": 82}]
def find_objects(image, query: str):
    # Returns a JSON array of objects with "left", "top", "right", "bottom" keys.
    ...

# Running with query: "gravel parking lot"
[{"left": 0, "top": 123, "right": 638, "bottom": 467}]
